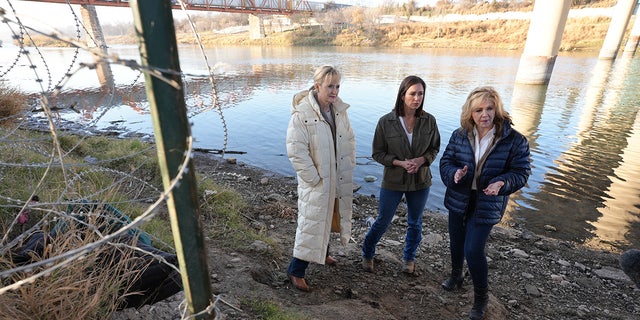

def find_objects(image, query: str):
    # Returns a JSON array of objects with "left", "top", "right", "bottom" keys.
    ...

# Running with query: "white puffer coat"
[{"left": 286, "top": 89, "right": 356, "bottom": 264}]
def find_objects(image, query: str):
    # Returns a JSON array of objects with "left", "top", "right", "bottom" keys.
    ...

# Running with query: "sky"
[{"left": 1, "top": 1, "right": 133, "bottom": 34}]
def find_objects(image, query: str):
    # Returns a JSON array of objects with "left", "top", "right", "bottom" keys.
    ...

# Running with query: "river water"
[{"left": 2, "top": 44, "right": 639, "bottom": 251}]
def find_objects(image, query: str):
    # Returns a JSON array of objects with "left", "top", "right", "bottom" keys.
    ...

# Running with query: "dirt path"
[{"left": 112, "top": 153, "right": 639, "bottom": 320}]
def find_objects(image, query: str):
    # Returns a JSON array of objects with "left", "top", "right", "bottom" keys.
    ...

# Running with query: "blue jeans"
[
  {"left": 362, "top": 187, "right": 430, "bottom": 262},
  {"left": 447, "top": 194, "right": 494, "bottom": 288}
]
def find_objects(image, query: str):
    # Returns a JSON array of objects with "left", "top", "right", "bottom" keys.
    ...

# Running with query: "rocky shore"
[
  {"left": 112, "top": 153, "right": 639, "bottom": 320},
  {"left": 5, "top": 117, "right": 634, "bottom": 319}
]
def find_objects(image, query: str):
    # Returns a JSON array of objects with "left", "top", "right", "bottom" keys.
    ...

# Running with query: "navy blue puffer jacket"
[{"left": 440, "top": 122, "right": 531, "bottom": 225}]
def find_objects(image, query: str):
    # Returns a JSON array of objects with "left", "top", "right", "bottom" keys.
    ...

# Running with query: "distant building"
[{"left": 308, "top": 1, "right": 351, "bottom": 12}]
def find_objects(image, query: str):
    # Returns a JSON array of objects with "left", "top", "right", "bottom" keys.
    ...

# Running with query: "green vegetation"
[
  {"left": 0, "top": 130, "right": 161, "bottom": 234},
  {"left": 243, "top": 298, "right": 311, "bottom": 320},
  {"left": 198, "top": 176, "right": 282, "bottom": 258}
]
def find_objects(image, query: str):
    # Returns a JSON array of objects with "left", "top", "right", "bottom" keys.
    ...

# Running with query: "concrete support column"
[
  {"left": 598, "top": 0, "right": 636, "bottom": 60},
  {"left": 249, "top": 14, "right": 265, "bottom": 39},
  {"left": 623, "top": 14, "right": 640, "bottom": 57},
  {"left": 515, "top": 0, "right": 571, "bottom": 85},
  {"left": 80, "top": 4, "right": 114, "bottom": 88}
]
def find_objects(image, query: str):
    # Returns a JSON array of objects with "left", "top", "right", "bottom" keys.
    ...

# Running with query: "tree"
[{"left": 403, "top": 0, "right": 417, "bottom": 20}]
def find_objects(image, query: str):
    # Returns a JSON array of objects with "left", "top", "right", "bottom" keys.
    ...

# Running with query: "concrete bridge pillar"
[
  {"left": 80, "top": 4, "right": 114, "bottom": 88},
  {"left": 249, "top": 14, "right": 265, "bottom": 39},
  {"left": 599, "top": 0, "right": 637, "bottom": 60},
  {"left": 515, "top": 0, "right": 570, "bottom": 85},
  {"left": 623, "top": 13, "right": 640, "bottom": 57}
]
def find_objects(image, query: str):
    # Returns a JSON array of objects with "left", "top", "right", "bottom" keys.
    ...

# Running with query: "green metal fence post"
[{"left": 129, "top": 1, "right": 213, "bottom": 318}]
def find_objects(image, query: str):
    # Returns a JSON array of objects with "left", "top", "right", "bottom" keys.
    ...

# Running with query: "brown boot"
[
  {"left": 402, "top": 260, "right": 415, "bottom": 274},
  {"left": 289, "top": 274, "right": 311, "bottom": 292},
  {"left": 325, "top": 255, "right": 337, "bottom": 266}
]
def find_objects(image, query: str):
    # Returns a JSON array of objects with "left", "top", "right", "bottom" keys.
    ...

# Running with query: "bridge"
[{"left": 22, "top": 0, "right": 315, "bottom": 15}]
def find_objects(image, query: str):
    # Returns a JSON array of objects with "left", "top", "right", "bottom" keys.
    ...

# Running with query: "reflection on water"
[
  {"left": 510, "top": 55, "right": 640, "bottom": 250},
  {"left": 2, "top": 45, "right": 640, "bottom": 251}
]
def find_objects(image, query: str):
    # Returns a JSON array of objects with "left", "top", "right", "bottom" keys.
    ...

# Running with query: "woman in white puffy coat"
[{"left": 285, "top": 65, "right": 356, "bottom": 292}]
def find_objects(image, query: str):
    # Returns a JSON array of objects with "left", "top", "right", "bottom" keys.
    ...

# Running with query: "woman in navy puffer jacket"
[{"left": 440, "top": 86, "right": 531, "bottom": 320}]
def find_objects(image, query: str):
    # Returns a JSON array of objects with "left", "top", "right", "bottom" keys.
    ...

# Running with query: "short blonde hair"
[
  {"left": 460, "top": 86, "right": 512, "bottom": 134},
  {"left": 310, "top": 65, "right": 341, "bottom": 90}
]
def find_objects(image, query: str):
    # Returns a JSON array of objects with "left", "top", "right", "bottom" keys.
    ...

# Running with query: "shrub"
[{"left": 0, "top": 83, "right": 29, "bottom": 125}]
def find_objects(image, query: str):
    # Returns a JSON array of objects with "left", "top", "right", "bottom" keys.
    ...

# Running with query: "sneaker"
[
  {"left": 362, "top": 257, "right": 374, "bottom": 273},
  {"left": 402, "top": 260, "right": 415, "bottom": 274}
]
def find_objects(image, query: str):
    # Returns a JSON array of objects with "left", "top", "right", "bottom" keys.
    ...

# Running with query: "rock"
[
  {"left": 364, "top": 175, "right": 377, "bottom": 182},
  {"left": 592, "top": 266, "right": 630, "bottom": 282},
  {"left": 511, "top": 248, "right": 529, "bottom": 258},
  {"left": 557, "top": 259, "right": 571, "bottom": 267},
  {"left": 525, "top": 284, "right": 542, "bottom": 297}
]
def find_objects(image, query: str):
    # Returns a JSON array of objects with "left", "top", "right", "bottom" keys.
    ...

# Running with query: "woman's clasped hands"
[{"left": 402, "top": 157, "right": 425, "bottom": 174}]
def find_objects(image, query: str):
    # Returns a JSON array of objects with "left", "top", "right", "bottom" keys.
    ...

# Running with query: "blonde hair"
[
  {"left": 460, "top": 86, "right": 512, "bottom": 134},
  {"left": 310, "top": 65, "right": 341, "bottom": 90}
]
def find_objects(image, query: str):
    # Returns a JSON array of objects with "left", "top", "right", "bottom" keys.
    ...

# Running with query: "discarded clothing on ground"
[{"left": 9, "top": 200, "right": 182, "bottom": 309}]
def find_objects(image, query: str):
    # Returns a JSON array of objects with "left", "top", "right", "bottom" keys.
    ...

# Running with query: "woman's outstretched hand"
[{"left": 454, "top": 165, "right": 468, "bottom": 184}]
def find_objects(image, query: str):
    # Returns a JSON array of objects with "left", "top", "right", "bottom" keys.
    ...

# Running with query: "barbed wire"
[{"left": 0, "top": 0, "right": 234, "bottom": 318}]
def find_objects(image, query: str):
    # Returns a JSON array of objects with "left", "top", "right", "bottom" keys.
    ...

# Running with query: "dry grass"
[
  {"left": 560, "top": 16, "right": 612, "bottom": 51},
  {"left": 15, "top": 34, "right": 74, "bottom": 47},
  {"left": 170, "top": 14, "right": 613, "bottom": 52},
  {"left": 0, "top": 223, "right": 147, "bottom": 319},
  {"left": 0, "top": 83, "right": 29, "bottom": 125}
]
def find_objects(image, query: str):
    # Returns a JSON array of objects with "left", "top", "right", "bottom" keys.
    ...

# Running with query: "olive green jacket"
[{"left": 372, "top": 110, "right": 440, "bottom": 191}]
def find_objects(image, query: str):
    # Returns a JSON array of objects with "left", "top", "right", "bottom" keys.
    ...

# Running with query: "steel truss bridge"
[{"left": 22, "top": 0, "right": 314, "bottom": 15}]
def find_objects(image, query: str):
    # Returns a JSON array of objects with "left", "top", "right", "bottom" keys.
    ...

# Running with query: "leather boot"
[
  {"left": 288, "top": 274, "right": 311, "bottom": 292},
  {"left": 441, "top": 268, "right": 464, "bottom": 291},
  {"left": 402, "top": 260, "right": 415, "bottom": 274},
  {"left": 325, "top": 255, "right": 337, "bottom": 266},
  {"left": 362, "top": 257, "right": 374, "bottom": 273},
  {"left": 469, "top": 286, "right": 489, "bottom": 320}
]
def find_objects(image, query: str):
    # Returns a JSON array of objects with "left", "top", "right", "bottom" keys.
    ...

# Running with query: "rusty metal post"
[{"left": 129, "top": 1, "right": 213, "bottom": 319}]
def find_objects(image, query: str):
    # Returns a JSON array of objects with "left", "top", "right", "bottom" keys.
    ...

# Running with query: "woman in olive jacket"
[
  {"left": 361, "top": 75, "right": 440, "bottom": 274},
  {"left": 440, "top": 86, "right": 531, "bottom": 320}
]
